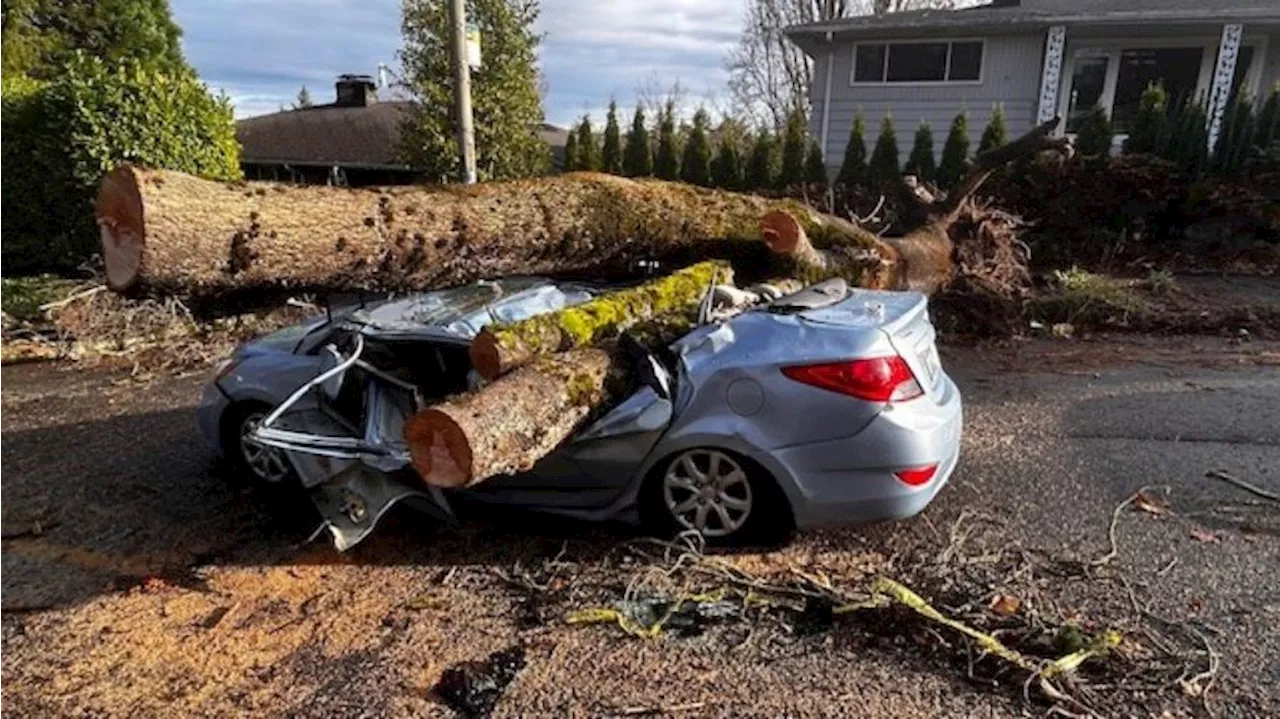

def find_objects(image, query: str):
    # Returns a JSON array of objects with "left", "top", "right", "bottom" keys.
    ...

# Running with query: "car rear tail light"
[
  {"left": 782, "top": 356, "right": 923, "bottom": 402},
  {"left": 894, "top": 464, "right": 938, "bottom": 486}
]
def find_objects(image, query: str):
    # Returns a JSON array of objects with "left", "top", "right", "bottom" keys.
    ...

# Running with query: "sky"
[{"left": 172, "top": 0, "right": 744, "bottom": 127}]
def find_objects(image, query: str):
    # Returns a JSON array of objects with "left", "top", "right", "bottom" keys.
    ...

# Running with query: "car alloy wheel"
[
  {"left": 238, "top": 410, "right": 291, "bottom": 483},
  {"left": 662, "top": 449, "right": 753, "bottom": 538}
]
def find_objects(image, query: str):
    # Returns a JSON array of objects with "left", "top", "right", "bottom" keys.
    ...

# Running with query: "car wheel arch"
[
  {"left": 638, "top": 439, "right": 797, "bottom": 540},
  {"left": 219, "top": 400, "right": 296, "bottom": 484},
  {"left": 641, "top": 417, "right": 805, "bottom": 510}
]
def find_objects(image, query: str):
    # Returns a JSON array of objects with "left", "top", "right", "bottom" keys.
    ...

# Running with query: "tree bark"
[
  {"left": 469, "top": 260, "right": 729, "bottom": 381},
  {"left": 402, "top": 347, "right": 618, "bottom": 488},
  {"left": 95, "top": 166, "right": 877, "bottom": 296}
]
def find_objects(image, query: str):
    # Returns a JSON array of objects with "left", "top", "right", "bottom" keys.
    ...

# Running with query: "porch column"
[
  {"left": 1036, "top": 25, "right": 1067, "bottom": 127},
  {"left": 1207, "top": 23, "right": 1244, "bottom": 152}
]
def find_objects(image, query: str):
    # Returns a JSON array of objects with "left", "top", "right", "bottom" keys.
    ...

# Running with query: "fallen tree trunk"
[
  {"left": 96, "top": 167, "right": 879, "bottom": 296},
  {"left": 97, "top": 119, "right": 1068, "bottom": 301},
  {"left": 402, "top": 347, "right": 618, "bottom": 488},
  {"left": 469, "top": 260, "right": 729, "bottom": 381}
]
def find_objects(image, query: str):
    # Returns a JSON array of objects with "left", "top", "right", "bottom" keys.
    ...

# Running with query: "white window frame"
[
  {"left": 850, "top": 38, "right": 987, "bottom": 87},
  {"left": 1056, "top": 33, "right": 1269, "bottom": 142}
]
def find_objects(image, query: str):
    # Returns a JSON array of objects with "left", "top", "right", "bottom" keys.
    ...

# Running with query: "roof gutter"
[{"left": 784, "top": 8, "right": 1280, "bottom": 38}]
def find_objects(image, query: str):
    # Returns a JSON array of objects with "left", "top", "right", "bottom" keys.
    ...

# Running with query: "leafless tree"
[
  {"left": 726, "top": 0, "right": 958, "bottom": 130},
  {"left": 636, "top": 73, "right": 689, "bottom": 120}
]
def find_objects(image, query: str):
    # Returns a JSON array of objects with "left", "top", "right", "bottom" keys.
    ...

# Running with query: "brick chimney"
[{"left": 335, "top": 74, "right": 377, "bottom": 107}]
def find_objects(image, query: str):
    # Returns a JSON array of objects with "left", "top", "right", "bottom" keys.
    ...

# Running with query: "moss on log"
[
  {"left": 403, "top": 348, "right": 618, "bottom": 488},
  {"left": 469, "top": 260, "right": 729, "bottom": 380}
]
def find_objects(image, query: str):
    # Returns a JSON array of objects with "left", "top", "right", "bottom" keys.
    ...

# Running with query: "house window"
[
  {"left": 854, "top": 45, "right": 887, "bottom": 82},
  {"left": 853, "top": 40, "right": 984, "bottom": 84},
  {"left": 1065, "top": 54, "right": 1108, "bottom": 133},
  {"left": 1111, "top": 47, "right": 1204, "bottom": 131}
]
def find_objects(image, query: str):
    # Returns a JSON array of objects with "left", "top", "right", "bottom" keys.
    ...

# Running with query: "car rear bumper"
[{"left": 770, "top": 373, "right": 963, "bottom": 528}]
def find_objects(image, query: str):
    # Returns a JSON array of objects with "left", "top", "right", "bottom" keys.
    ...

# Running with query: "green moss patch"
[{"left": 2, "top": 276, "right": 82, "bottom": 320}]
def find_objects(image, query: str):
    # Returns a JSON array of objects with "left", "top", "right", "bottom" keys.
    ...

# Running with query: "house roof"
[
  {"left": 237, "top": 104, "right": 571, "bottom": 171},
  {"left": 785, "top": 0, "right": 1280, "bottom": 40},
  {"left": 536, "top": 123, "right": 571, "bottom": 170},
  {"left": 236, "top": 101, "right": 415, "bottom": 170}
]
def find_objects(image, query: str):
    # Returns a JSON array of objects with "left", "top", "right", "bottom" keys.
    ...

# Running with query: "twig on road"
[
  {"left": 1179, "top": 624, "right": 1221, "bottom": 716},
  {"left": 1090, "top": 485, "right": 1167, "bottom": 567},
  {"left": 1, "top": 520, "right": 59, "bottom": 540},
  {"left": 619, "top": 701, "right": 708, "bottom": 716},
  {"left": 2, "top": 601, "right": 59, "bottom": 613},
  {"left": 38, "top": 284, "right": 105, "bottom": 312},
  {"left": 1204, "top": 470, "right": 1280, "bottom": 504}
]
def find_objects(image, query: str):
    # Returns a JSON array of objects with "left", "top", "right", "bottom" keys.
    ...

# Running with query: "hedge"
[{"left": 3, "top": 53, "right": 241, "bottom": 274}]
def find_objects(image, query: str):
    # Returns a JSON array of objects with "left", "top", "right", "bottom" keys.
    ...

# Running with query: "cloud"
[
  {"left": 173, "top": 0, "right": 745, "bottom": 125},
  {"left": 537, "top": 1, "right": 741, "bottom": 124},
  {"left": 173, "top": 0, "right": 400, "bottom": 115}
]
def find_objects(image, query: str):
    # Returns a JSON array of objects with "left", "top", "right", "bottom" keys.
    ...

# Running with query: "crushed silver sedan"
[{"left": 198, "top": 277, "right": 962, "bottom": 549}]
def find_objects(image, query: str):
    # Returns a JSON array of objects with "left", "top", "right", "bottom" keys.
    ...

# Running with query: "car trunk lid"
[{"left": 788, "top": 284, "right": 943, "bottom": 399}]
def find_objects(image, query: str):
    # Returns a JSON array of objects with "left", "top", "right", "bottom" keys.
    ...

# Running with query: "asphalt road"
[{"left": 2, "top": 334, "right": 1278, "bottom": 717}]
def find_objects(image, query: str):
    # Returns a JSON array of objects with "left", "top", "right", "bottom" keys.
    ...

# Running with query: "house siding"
[{"left": 811, "top": 33, "right": 1046, "bottom": 172}]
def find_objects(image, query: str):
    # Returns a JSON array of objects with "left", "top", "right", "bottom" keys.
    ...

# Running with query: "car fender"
[
  {"left": 216, "top": 383, "right": 290, "bottom": 410},
  {"left": 218, "top": 354, "right": 325, "bottom": 413}
]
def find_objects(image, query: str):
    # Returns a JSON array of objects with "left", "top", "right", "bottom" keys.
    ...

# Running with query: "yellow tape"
[
  {"left": 1042, "top": 630, "right": 1122, "bottom": 678},
  {"left": 566, "top": 588, "right": 732, "bottom": 639}
]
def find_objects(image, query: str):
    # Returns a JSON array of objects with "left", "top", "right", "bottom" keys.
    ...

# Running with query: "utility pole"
[{"left": 449, "top": 0, "right": 477, "bottom": 184}]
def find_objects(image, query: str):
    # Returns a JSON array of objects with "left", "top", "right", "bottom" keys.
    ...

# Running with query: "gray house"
[{"left": 785, "top": 0, "right": 1280, "bottom": 172}]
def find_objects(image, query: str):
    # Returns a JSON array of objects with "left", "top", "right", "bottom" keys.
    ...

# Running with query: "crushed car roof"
[{"left": 345, "top": 277, "right": 595, "bottom": 341}]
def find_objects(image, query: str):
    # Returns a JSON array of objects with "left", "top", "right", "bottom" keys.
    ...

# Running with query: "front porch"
[{"left": 1034, "top": 20, "right": 1279, "bottom": 149}]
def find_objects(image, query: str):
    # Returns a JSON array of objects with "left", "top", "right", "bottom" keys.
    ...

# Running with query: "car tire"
[
  {"left": 221, "top": 402, "right": 296, "bottom": 486},
  {"left": 640, "top": 447, "right": 793, "bottom": 547}
]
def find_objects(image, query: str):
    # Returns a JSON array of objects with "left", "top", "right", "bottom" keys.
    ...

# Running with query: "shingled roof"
[
  {"left": 237, "top": 96, "right": 571, "bottom": 171},
  {"left": 237, "top": 101, "right": 414, "bottom": 170}
]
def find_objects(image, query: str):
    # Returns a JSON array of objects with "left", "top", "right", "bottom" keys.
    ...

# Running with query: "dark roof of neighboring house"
[
  {"left": 785, "top": 0, "right": 1280, "bottom": 40},
  {"left": 237, "top": 101, "right": 414, "bottom": 169},
  {"left": 537, "top": 123, "right": 572, "bottom": 170},
  {"left": 237, "top": 104, "right": 571, "bottom": 171}
]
